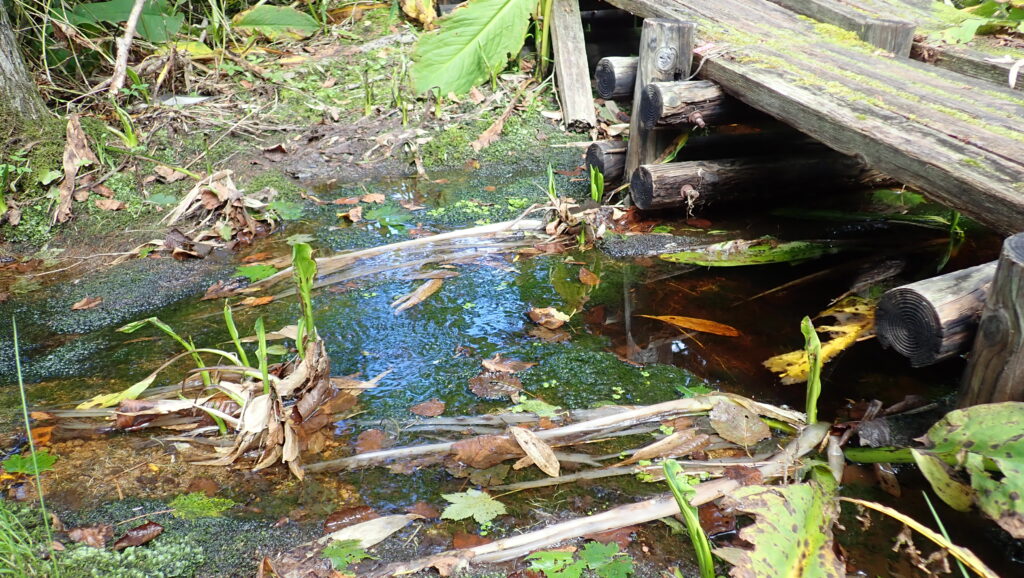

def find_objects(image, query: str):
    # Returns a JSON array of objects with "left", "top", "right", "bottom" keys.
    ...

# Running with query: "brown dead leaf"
[
  {"left": 355, "top": 429, "right": 388, "bottom": 454},
  {"left": 468, "top": 372, "right": 522, "bottom": 400},
  {"left": 399, "top": 199, "right": 426, "bottom": 211},
  {"left": 638, "top": 314, "right": 740, "bottom": 337},
  {"left": 452, "top": 532, "right": 492, "bottom": 549},
  {"left": 528, "top": 326, "right": 571, "bottom": 343},
  {"left": 68, "top": 525, "right": 113, "bottom": 548},
  {"left": 261, "top": 144, "right": 288, "bottom": 162},
  {"left": 708, "top": 402, "right": 770, "bottom": 447},
  {"left": 410, "top": 398, "right": 445, "bottom": 417},
  {"left": 584, "top": 525, "right": 639, "bottom": 548},
  {"left": 241, "top": 296, "right": 275, "bottom": 307},
  {"left": 70, "top": 296, "right": 103, "bottom": 310},
  {"left": 54, "top": 114, "right": 99, "bottom": 224},
  {"left": 468, "top": 87, "right": 485, "bottom": 104},
  {"left": 333, "top": 197, "right": 360, "bottom": 205},
  {"left": 360, "top": 193, "right": 386, "bottom": 204},
  {"left": 509, "top": 426, "right": 559, "bottom": 477},
  {"left": 201, "top": 278, "right": 250, "bottom": 301},
  {"left": 528, "top": 307, "right": 571, "bottom": 330},
  {"left": 723, "top": 465, "right": 764, "bottom": 486},
  {"left": 617, "top": 429, "right": 710, "bottom": 467},
  {"left": 112, "top": 521, "right": 163, "bottom": 550},
  {"left": 242, "top": 252, "right": 274, "bottom": 263},
  {"left": 481, "top": 354, "right": 536, "bottom": 374},
  {"left": 407, "top": 502, "right": 440, "bottom": 519},
  {"left": 392, "top": 278, "right": 443, "bottom": 313},
  {"left": 451, "top": 435, "right": 523, "bottom": 469},
  {"left": 578, "top": 267, "right": 600, "bottom": 286},
  {"left": 343, "top": 206, "right": 363, "bottom": 222},
  {"left": 323, "top": 506, "right": 379, "bottom": 534},
  {"left": 94, "top": 198, "right": 125, "bottom": 211},
  {"left": 155, "top": 165, "right": 188, "bottom": 183},
  {"left": 699, "top": 502, "right": 737, "bottom": 536}
]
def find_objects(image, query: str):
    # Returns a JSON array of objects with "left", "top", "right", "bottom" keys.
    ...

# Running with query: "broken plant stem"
[{"left": 107, "top": 0, "right": 147, "bottom": 98}]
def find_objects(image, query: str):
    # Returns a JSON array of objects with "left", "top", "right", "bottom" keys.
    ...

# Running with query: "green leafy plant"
[
  {"left": 67, "top": 0, "right": 185, "bottom": 43},
  {"left": 932, "top": 1, "right": 1024, "bottom": 44},
  {"left": 234, "top": 264, "right": 278, "bottom": 283},
  {"left": 411, "top": 0, "right": 535, "bottom": 95},
  {"left": 440, "top": 489, "right": 506, "bottom": 524},
  {"left": 167, "top": 493, "right": 236, "bottom": 519},
  {"left": 801, "top": 316, "right": 822, "bottom": 424},
  {"left": 589, "top": 165, "right": 604, "bottom": 203},
  {"left": 527, "top": 541, "right": 634, "bottom": 578},
  {"left": 292, "top": 242, "right": 318, "bottom": 348},
  {"left": 321, "top": 539, "right": 376, "bottom": 571},
  {"left": 663, "top": 460, "right": 714, "bottom": 578},
  {"left": 231, "top": 5, "right": 320, "bottom": 41},
  {"left": 1, "top": 451, "right": 57, "bottom": 476}
]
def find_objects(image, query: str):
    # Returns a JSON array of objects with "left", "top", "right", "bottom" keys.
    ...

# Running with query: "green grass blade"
[
  {"left": 223, "top": 301, "right": 250, "bottom": 367},
  {"left": 801, "top": 316, "right": 822, "bottom": 424},
  {"left": 663, "top": 459, "right": 715, "bottom": 578}
]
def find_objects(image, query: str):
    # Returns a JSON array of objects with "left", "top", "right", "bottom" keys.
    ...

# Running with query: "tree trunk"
[{"left": 0, "top": 5, "right": 47, "bottom": 120}]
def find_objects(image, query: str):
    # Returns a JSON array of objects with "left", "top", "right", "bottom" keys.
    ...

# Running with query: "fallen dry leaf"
[
  {"left": 113, "top": 521, "right": 163, "bottom": 550},
  {"left": 407, "top": 502, "right": 440, "bottom": 519},
  {"left": 399, "top": 199, "right": 426, "bottom": 211},
  {"left": 53, "top": 114, "right": 99, "bottom": 224},
  {"left": 201, "top": 278, "right": 249, "bottom": 301},
  {"left": 324, "top": 506, "right": 379, "bottom": 534},
  {"left": 242, "top": 252, "right": 274, "bottom": 263},
  {"left": 528, "top": 307, "right": 571, "bottom": 330},
  {"left": 344, "top": 206, "right": 363, "bottom": 222},
  {"left": 155, "top": 165, "right": 188, "bottom": 182},
  {"left": 333, "top": 197, "right": 360, "bottom": 205},
  {"left": 94, "top": 198, "right": 126, "bottom": 211},
  {"left": 355, "top": 429, "right": 388, "bottom": 454},
  {"left": 392, "top": 279, "right": 443, "bottom": 313},
  {"left": 451, "top": 435, "right": 523, "bottom": 469},
  {"left": 528, "top": 326, "right": 571, "bottom": 343},
  {"left": 481, "top": 354, "right": 536, "bottom": 374},
  {"left": 638, "top": 314, "right": 740, "bottom": 337},
  {"left": 616, "top": 428, "right": 710, "bottom": 466},
  {"left": 578, "top": 267, "right": 601, "bottom": 286},
  {"left": 410, "top": 398, "right": 445, "bottom": 417},
  {"left": 583, "top": 525, "right": 639, "bottom": 549},
  {"left": 452, "top": 532, "right": 493, "bottom": 549},
  {"left": 241, "top": 296, "right": 275, "bottom": 307},
  {"left": 509, "top": 426, "right": 560, "bottom": 477},
  {"left": 468, "top": 372, "right": 522, "bottom": 400},
  {"left": 68, "top": 525, "right": 113, "bottom": 548},
  {"left": 70, "top": 296, "right": 103, "bottom": 310},
  {"left": 261, "top": 144, "right": 288, "bottom": 162},
  {"left": 708, "top": 402, "right": 770, "bottom": 447},
  {"left": 400, "top": 0, "right": 437, "bottom": 29},
  {"left": 360, "top": 193, "right": 386, "bottom": 204}
]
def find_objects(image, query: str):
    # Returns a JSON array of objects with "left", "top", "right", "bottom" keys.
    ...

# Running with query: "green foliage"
[
  {"left": 266, "top": 200, "right": 305, "bottom": 220},
  {"left": 589, "top": 165, "right": 604, "bottom": 203},
  {"left": 1, "top": 451, "right": 57, "bottom": 476},
  {"left": 411, "top": 0, "right": 535, "bottom": 95},
  {"left": 321, "top": 539, "right": 376, "bottom": 571},
  {"left": 167, "top": 493, "right": 236, "bottom": 519},
  {"left": 508, "top": 399, "right": 562, "bottom": 418},
  {"left": 223, "top": 301, "right": 250, "bottom": 368},
  {"left": 527, "top": 541, "right": 634, "bottom": 578},
  {"left": 912, "top": 402, "right": 1024, "bottom": 537},
  {"left": 291, "top": 242, "right": 318, "bottom": 346},
  {"left": 661, "top": 237, "right": 841, "bottom": 267},
  {"left": 801, "top": 316, "right": 822, "bottom": 424},
  {"left": 440, "top": 489, "right": 506, "bottom": 524},
  {"left": 234, "top": 264, "right": 278, "bottom": 283},
  {"left": 232, "top": 6, "right": 321, "bottom": 41},
  {"left": 663, "top": 460, "right": 714, "bottom": 578},
  {"left": 66, "top": 0, "right": 185, "bottom": 43},
  {"left": 932, "top": 1, "right": 1024, "bottom": 44}
]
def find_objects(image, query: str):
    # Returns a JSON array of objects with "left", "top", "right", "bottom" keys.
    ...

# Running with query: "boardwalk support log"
[
  {"left": 876, "top": 262, "right": 997, "bottom": 367},
  {"left": 624, "top": 19, "right": 696, "bottom": 185},
  {"left": 586, "top": 141, "right": 627, "bottom": 186},
  {"left": 551, "top": 0, "right": 597, "bottom": 130},
  {"left": 595, "top": 56, "right": 638, "bottom": 100},
  {"left": 641, "top": 80, "right": 760, "bottom": 129},
  {"left": 960, "top": 233, "right": 1024, "bottom": 406},
  {"left": 630, "top": 152, "right": 863, "bottom": 212}
]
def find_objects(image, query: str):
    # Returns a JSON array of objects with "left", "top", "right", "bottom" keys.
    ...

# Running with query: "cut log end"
[
  {"left": 595, "top": 59, "right": 620, "bottom": 99},
  {"left": 640, "top": 84, "right": 664, "bottom": 130},
  {"left": 630, "top": 166, "right": 658, "bottom": 211},
  {"left": 876, "top": 288, "right": 943, "bottom": 367}
]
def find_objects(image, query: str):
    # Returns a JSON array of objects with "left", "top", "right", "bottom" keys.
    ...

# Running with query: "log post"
[
  {"left": 629, "top": 152, "right": 863, "bottom": 212},
  {"left": 876, "top": 262, "right": 997, "bottom": 367},
  {"left": 586, "top": 140, "right": 627, "bottom": 186},
  {"left": 551, "top": 0, "right": 597, "bottom": 131},
  {"left": 960, "top": 233, "right": 1024, "bottom": 405},
  {"left": 641, "top": 80, "right": 762, "bottom": 129},
  {"left": 624, "top": 20, "right": 696, "bottom": 185},
  {"left": 595, "top": 56, "right": 638, "bottom": 100}
]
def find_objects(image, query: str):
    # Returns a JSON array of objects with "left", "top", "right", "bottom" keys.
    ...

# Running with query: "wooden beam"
[
  {"left": 624, "top": 19, "right": 696, "bottom": 184},
  {"left": 595, "top": 56, "right": 638, "bottom": 99},
  {"left": 876, "top": 262, "right": 997, "bottom": 367},
  {"left": 586, "top": 140, "right": 627, "bottom": 186},
  {"left": 551, "top": 0, "right": 597, "bottom": 131},
  {"left": 960, "top": 233, "right": 1024, "bottom": 406},
  {"left": 765, "top": 0, "right": 916, "bottom": 56},
  {"left": 641, "top": 80, "right": 762, "bottom": 129}
]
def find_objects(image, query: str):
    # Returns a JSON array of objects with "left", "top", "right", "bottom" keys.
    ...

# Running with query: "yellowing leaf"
[
  {"left": 764, "top": 298, "right": 875, "bottom": 384},
  {"left": 400, "top": 0, "right": 437, "bottom": 30},
  {"left": 156, "top": 41, "right": 216, "bottom": 61},
  {"left": 232, "top": 6, "right": 320, "bottom": 41},
  {"left": 509, "top": 426, "right": 560, "bottom": 477},
  {"left": 638, "top": 314, "right": 740, "bottom": 337}
]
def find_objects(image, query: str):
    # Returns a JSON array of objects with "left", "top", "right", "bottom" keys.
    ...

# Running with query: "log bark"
[
  {"left": 630, "top": 152, "right": 863, "bottom": 212},
  {"left": 876, "top": 262, "right": 997, "bottom": 367},
  {"left": 551, "top": 0, "right": 597, "bottom": 130},
  {"left": 642, "top": 80, "right": 762, "bottom": 128},
  {"left": 960, "top": 233, "right": 1024, "bottom": 406},
  {"left": 0, "top": 6, "right": 47, "bottom": 120},
  {"left": 595, "top": 56, "right": 638, "bottom": 99},
  {"left": 624, "top": 19, "right": 696, "bottom": 184},
  {"left": 586, "top": 140, "right": 627, "bottom": 185}
]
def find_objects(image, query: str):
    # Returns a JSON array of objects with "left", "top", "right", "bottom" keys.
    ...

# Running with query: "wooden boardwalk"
[{"left": 602, "top": 0, "right": 1024, "bottom": 234}]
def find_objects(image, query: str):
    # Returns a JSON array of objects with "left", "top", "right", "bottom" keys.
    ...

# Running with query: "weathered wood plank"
[
  {"left": 604, "top": 0, "right": 1024, "bottom": 234},
  {"left": 766, "top": 0, "right": 915, "bottom": 56},
  {"left": 551, "top": 0, "right": 597, "bottom": 130},
  {"left": 624, "top": 19, "right": 696, "bottom": 184},
  {"left": 961, "top": 234, "right": 1024, "bottom": 406}
]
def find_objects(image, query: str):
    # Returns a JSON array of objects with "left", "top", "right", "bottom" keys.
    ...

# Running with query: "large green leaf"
[
  {"left": 411, "top": 0, "right": 534, "bottom": 95},
  {"left": 917, "top": 402, "right": 1024, "bottom": 538},
  {"left": 440, "top": 489, "right": 506, "bottom": 524},
  {"left": 660, "top": 237, "right": 841, "bottom": 267},
  {"left": 716, "top": 482, "right": 844, "bottom": 578},
  {"left": 68, "top": 0, "right": 184, "bottom": 43},
  {"left": 232, "top": 6, "right": 320, "bottom": 41}
]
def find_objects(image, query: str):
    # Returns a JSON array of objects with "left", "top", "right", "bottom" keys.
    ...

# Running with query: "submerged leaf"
[
  {"left": 764, "top": 299, "right": 875, "bottom": 384},
  {"left": 113, "top": 521, "right": 164, "bottom": 551},
  {"left": 716, "top": 482, "right": 844, "bottom": 577},
  {"left": 469, "top": 371, "right": 523, "bottom": 400},
  {"left": 527, "top": 306, "right": 571, "bottom": 329},
  {"left": 322, "top": 539, "right": 376, "bottom": 571},
  {"left": 708, "top": 402, "right": 770, "bottom": 447},
  {"left": 660, "top": 237, "right": 840, "bottom": 267},
  {"left": 410, "top": 398, "right": 446, "bottom": 417},
  {"left": 2, "top": 451, "right": 58, "bottom": 475},
  {"left": 481, "top": 354, "right": 536, "bottom": 373},
  {"left": 638, "top": 314, "right": 740, "bottom": 337},
  {"left": 441, "top": 489, "right": 507, "bottom": 524}
]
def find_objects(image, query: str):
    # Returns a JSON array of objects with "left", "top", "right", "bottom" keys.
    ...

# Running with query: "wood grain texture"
[
  {"left": 595, "top": 57, "right": 638, "bottom": 99},
  {"left": 586, "top": 140, "right": 627, "bottom": 185},
  {"left": 766, "top": 0, "right": 915, "bottom": 56},
  {"left": 961, "top": 234, "right": 1024, "bottom": 406},
  {"left": 642, "top": 80, "right": 762, "bottom": 128},
  {"left": 551, "top": 0, "right": 597, "bottom": 130}
]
